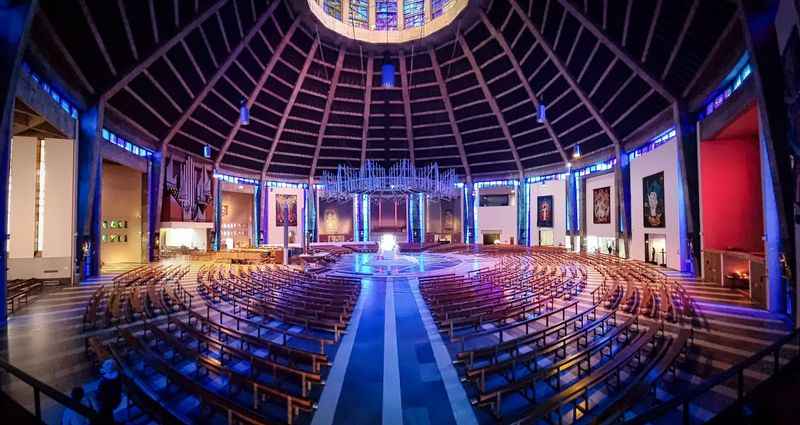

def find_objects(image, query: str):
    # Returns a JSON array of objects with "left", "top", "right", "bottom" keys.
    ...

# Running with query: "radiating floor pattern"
[{"left": 0, "top": 256, "right": 796, "bottom": 424}]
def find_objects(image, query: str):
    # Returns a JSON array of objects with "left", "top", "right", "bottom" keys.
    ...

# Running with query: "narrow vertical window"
[{"left": 35, "top": 139, "right": 46, "bottom": 255}]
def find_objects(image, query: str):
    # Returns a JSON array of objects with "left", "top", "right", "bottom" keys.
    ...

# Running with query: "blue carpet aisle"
[
  {"left": 329, "top": 278, "right": 385, "bottom": 425},
  {"left": 315, "top": 275, "right": 473, "bottom": 425}
]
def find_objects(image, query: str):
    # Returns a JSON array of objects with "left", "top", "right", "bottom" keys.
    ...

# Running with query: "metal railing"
[
  {"left": 624, "top": 326, "right": 800, "bottom": 424},
  {"left": 0, "top": 358, "right": 98, "bottom": 423}
]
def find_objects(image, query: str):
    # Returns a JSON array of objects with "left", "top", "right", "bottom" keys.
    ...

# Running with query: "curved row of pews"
[
  {"left": 83, "top": 264, "right": 190, "bottom": 330},
  {"left": 419, "top": 247, "right": 694, "bottom": 424},
  {"left": 94, "top": 263, "right": 359, "bottom": 425}
]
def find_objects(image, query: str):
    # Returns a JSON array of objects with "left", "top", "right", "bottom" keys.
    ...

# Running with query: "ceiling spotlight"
[
  {"left": 239, "top": 98, "right": 250, "bottom": 125},
  {"left": 537, "top": 102, "right": 547, "bottom": 123},
  {"left": 566, "top": 161, "right": 572, "bottom": 168},
  {"left": 572, "top": 144, "right": 581, "bottom": 159},
  {"left": 381, "top": 52, "right": 395, "bottom": 88}
]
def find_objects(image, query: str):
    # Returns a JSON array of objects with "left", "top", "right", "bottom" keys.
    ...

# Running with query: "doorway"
[{"left": 644, "top": 234, "right": 666, "bottom": 266}]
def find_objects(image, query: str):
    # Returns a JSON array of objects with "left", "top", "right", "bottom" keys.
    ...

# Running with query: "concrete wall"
[
  {"left": 476, "top": 187, "right": 517, "bottom": 244},
  {"left": 221, "top": 190, "right": 253, "bottom": 248},
  {"left": 8, "top": 137, "right": 74, "bottom": 280},
  {"left": 531, "top": 179, "right": 567, "bottom": 246},
  {"left": 8, "top": 137, "right": 37, "bottom": 259},
  {"left": 630, "top": 138, "right": 682, "bottom": 270},
  {"left": 101, "top": 162, "right": 142, "bottom": 264},
  {"left": 584, "top": 172, "right": 616, "bottom": 239}
]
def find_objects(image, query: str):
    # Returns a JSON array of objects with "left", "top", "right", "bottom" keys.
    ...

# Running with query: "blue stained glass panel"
[
  {"left": 403, "top": 0, "right": 425, "bottom": 28},
  {"left": 349, "top": 0, "right": 369, "bottom": 28},
  {"left": 324, "top": 0, "right": 343, "bottom": 20},
  {"left": 376, "top": 0, "right": 398, "bottom": 30}
]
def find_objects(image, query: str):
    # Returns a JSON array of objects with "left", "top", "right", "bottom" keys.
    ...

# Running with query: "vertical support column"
[
  {"left": 305, "top": 184, "right": 317, "bottom": 246},
  {"left": 368, "top": 0, "right": 376, "bottom": 29},
  {"left": 146, "top": 152, "right": 163, "bottom": 262},
  {"left": 462, "top": 182, "right": 477, "bottom": 244},
  {"left": 739, "top": 0, "right": 797, "bottom": 318},
  {"left": 615, "top": 148, "right": 632, "bottom": 258},
  {"left": 517, "top": 179, "right": 530, "bottom": 246},
  {"left": 566, "top": 169, "right": 580, "bottom": 251},
  {"left": 212, "top": 178, "right": 221, "bottom": 251},
  {"left": 76, "top": 104, "right": 104, "bottom": 278},
  {"left": 674, "top": 103, "right": 700, "bottom": 274},
  {"left": 262, "top": 183, "right": 270, "bottom": 245},
  {"left": 407, "top": 193, "right": 425, "bottom": 244},
  {"left": 353, "top": 195, "right": 360, "bottom": 242},
  {"left": 252, "top": 184, "right": 262, "bottom": 248},
  {"left": 362, "top": 194, "right": 370, "bottom": 242},
  {"left": 1, "top": 1, "right": 38, "bottom": 326}
]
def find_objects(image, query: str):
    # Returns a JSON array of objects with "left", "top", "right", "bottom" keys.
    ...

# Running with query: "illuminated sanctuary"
[{"left": 1, "top": 0, "right": 800, "bottom": 424}]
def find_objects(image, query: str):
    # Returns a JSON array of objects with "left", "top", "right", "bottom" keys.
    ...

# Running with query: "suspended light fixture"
[
  {"left": 203, "top": 144, "right": 212, "bottom": 159},
  {"left": 537, "top": 101, "right": 547, "bottom": 123},
  {"left": 239, "top": 98, "right": 250, "bottom": 125},
  {"left": 381, "top": 52, "right": 395, "bottom": 88},
  {"left": 572, "top": 144, "right": 581, "bottom": 159}
]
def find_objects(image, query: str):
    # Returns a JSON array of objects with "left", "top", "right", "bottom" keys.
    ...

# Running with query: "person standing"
[
  {"left": 62, "top": 387, "right": 89, "bottom": 425},
  {"left": 92, "top": 360, "right": 122, "bottom": 424}
]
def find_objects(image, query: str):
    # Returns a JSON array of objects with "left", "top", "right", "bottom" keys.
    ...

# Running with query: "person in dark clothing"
[{"left": 92, "top": 359, "right": 122, "bottom": 424}]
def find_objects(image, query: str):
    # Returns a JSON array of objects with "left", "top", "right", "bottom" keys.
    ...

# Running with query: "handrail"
[
  {"left": 0, "top": 357, "right": 99, "bottom": 422},
  {"left": 624, "top": 326, "right": 800, "bottom": 424}
]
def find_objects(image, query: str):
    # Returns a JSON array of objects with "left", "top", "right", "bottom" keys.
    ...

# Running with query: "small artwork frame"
[
  {"left": 643, "top": 172, "right": 665, "bottom": 228},
  {"left": 537, "top": 195, "right": 554, "bottom": 228},
  {"left": 593, "top": 187, "right": 611, "bottom": 224},
  {"left": 275, "top": 194, "right": 298, "bottom": 226}
]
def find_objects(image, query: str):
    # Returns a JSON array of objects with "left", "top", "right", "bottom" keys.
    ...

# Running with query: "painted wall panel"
[
  {"left": 585, "top": 173, "right": 616, "bottom": 239},
  {"left": 531, "top": 179, "right": 567, "bottom": 246},
  {"left": 268, "top": 187, "right": 305, "bottom": 245},
  {"left": 42, "top": 139, "right": 75, "bottom": 258},
  {"left": 101, "top": 163, "right": 142, "bottom": 264},
  {"left": 476, "top": 187, "right": 517, "bottom": 244},
  {"left": 8, "top": 137, "right": 37, "bottom": 259},
  {"left": 630, "top": 138, "right": 682, "bottom": 270}
]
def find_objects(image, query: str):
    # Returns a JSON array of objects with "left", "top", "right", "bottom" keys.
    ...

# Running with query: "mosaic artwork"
[
  {"left": 593, "top": 186, "right": 611, "bottom": 224},
  {"left": 275, "top": 194, "right": 298, "bottom": 226},
  {"left": 537, "top": 195, "right": 554, "bottom": 228},
  {"left": 643, "top": 172, "right": 665, "bottom": 228}
]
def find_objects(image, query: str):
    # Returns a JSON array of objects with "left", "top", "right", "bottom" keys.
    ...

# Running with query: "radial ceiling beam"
[
  {"left": 398, "top": 51, "right": 416, "bottom": 165},
  {"left": 261, "top": 39, "right": 320, "bottom": 180},
  {"left": 100, "top": 0, "right": 231, "bottom": 103},
  {"left": 457, "top": 34, "right": 524, "bottom": 177},
  {"left": 682, "top": 12, "right": 738, "bottom": 98},
  {"left": 77, "top": 0, "right": 117, "bottom": 76},
  {"left": 162, "top": 4, "right": 281, "bottom": 151},
  {"left": 215, "top": 19, "right": 300, "bottom": 168},
  {"left": 481, "top": 12, "right": 569, "bottom": 164},
  {"left": 429, "top": 50, "right": 472, "bottom": 181},
  {"left": 360, "top": 54, "right": 374, "bottom": 166},
  {"left": 510, "top": 0, "right": 623, "bottom": 151},
  {"left": 554, "top": 0, "right": 677, "bottom": 104},
  {"left": 38, "top": 11, "right": 95, "bottom": 95},
  {"left": 310, "top": 47, "right": 346, "bottom": 178},
  {"left": 661, "top": 0, "right": 698, "bottom": 81},
  {"left": 117, "top": 0, "right": 139, "bottom": 60}
]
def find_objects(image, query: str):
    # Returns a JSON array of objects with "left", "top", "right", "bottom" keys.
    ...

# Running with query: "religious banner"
[
  {"left": 593, "top": 186, "right": 611, "bottom": 224},
  {"left": 537, "top": 195, "right": 554, "bottom": 228},
  {"left": 275, "top": 194, "right": 298, "bottom": 226},
  {"left": 643, "top": 172, "right": 665, "bottom": 228}
]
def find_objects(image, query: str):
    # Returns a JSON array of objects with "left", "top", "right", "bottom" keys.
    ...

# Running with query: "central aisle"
[{"left": 312, "top": 276, "right": 477, "bottom": 425}]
